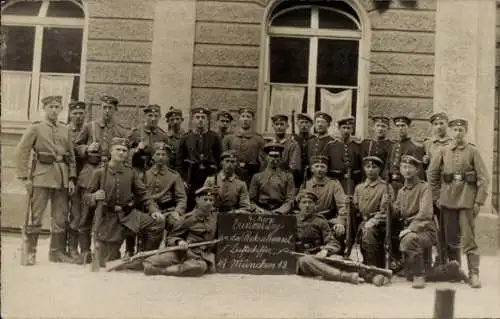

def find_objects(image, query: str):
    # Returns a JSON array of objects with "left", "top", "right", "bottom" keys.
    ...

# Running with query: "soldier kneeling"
[
  {"left": 143, "top": 187, "right": 218, "bottom": 277},
  {"left": 295, "top": 191, "right": 362, "bottom": 284}
]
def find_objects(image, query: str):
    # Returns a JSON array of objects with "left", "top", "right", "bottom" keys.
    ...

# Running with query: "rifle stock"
[
  {"left": 344, "top": 167, "right": 355, "bottom": 258},
  {"left": 105, "top": 239, "right": 221, "bottom": 271},
  {"left": 20, "top": 156, "right": 36, "bottom": 265},
  {"left": 384, "top": 176, "right": 392, "bottom": 270},
  {"left": 90, "top": 161, "right": 109, "bottom": 272}
]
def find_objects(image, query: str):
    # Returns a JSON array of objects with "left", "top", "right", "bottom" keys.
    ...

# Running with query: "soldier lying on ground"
[{"left": 143, "top": 187, "right": 218, "bottom": 277}]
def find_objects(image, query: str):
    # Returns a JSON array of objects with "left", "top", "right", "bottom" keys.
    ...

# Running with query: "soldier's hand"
[
  {"left": 473, "top": 203, "right": 481, "bottom": 218},
  {"left": 88, "top": 142, "right": 100, "bottom": 152},
  {"left": 333, "top": 224, "right": 345, "bottom": 236},
  {"left": 315, "top": 249, "right": 328, "bottom": 258},
  {"left": 22, "top": 179, "right": 33, "bottom": 196},
  {"left": 422, "top": 155, "right": 430, "bottom": 164},
  {"left": 137, "top": 141, "right": 147, "bottom": 150},
  {"left": 151, "top": 211, "right": 165, "bottom": 222},
  {"left": 94, "top": 189, "right": 106, "bottom": 201},
  {"left": 399, "top": 229, "right": 412, "bottom": 239},
  {"left": 68, "top": 180, "right": 75, "bottom": 195},
  {"left": 177, "top": 240, "right": 189, "bottom": 251}
]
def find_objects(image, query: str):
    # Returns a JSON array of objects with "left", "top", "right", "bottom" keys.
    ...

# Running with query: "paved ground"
[{"left": 2, "top": 233, "right": 499, "bottom": 319}]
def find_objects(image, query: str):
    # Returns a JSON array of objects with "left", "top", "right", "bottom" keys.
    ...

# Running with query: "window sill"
[{"left": 1, "top": 120, "right": 31, "bottom": 135}]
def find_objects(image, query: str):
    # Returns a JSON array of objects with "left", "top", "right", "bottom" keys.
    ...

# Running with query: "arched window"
[
  {"left": 259, "top": 0, "right": 369, "bottom": 135},
  {"left": 1, "top": 0, "right": 86, "bottom": 123}
]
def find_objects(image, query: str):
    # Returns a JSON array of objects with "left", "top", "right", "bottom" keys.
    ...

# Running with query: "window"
[
  {"left": 1, "top": 0, "right": 86, "bottom": 123},
  {"left": 259, "top": 1, "right": 368, "bottom": 135}
]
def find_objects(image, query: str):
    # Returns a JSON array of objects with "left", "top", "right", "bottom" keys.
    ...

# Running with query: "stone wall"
[{"left": 494, "top": 3, "right": 500, "bottom": 213}]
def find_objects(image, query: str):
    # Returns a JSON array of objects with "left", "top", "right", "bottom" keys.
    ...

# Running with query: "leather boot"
[
  {"left": 26, "top": 233, "right": 39, "bottom": 266},
  {"left": 448, "top": 248, "right": 462, "bottom": 265},
  {"left": 467, "top": 254, "right": 481, "bottom": 288},
  {"left": 49, "top": 233, "right": 74, "bottom": 263},
  {"left": 143, "top": 262, "right": 161, "bottom": 276},
  {"left": 125, "top": 236, "right": 136, "bottom": 258},
  {"left": 67, "top": 229, "right": 81, "bottom": 263},
  {"left": 78, "top": 232, "right": 92, "bottom": 264}
]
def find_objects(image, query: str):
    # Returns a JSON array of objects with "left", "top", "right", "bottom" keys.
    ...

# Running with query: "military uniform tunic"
[
  {"left": 305, "top": 134, "right": 336, "bottom": 169},
  {"left": 16, "top": 119, "right": 77, "bottom": 234},
  {"left": 144, "top": 165, "right": 187, "bottom": 215},
  {"left": 249, "top": 168, "right": 296, "bottom": 214},
  {"left": 204, "top": 172, "right": 251, "bottom": 212},
  {"left": 128, "top": 125, "right": 169, "bottom": 170},
  {"left": 387, "top": 136, "right": 425, "bottom": 191},
  {"left": 166, "top": 129, "right": 185, "bottom": 168},
  {"left": 268, "top": 136, "right": 301, "bottom": 174},
  {"left": 296, "top": 213, "right": 338, "bottom": 254},
  {"left": 68, "top": 123, "right": 85, "bottom": 231},
  {"left": 329, "top": 137, "right": 362, "bottom": 191},
  {"left": 299, "top": 177, "right": 347, "bottom": 222},
  {"left": 293, "top": 133, "right": 313, "bottom": 185},
  {"left": 361, "top": 138, "right": 394, "bottom": 177},
  {"left": 423, "top": 135, "right": 453, "bottom": 167}
]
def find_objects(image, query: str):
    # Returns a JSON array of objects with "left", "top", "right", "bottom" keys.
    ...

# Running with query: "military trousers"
[
  {"left": 143, "top": 251, "right": 208, "bottom": 276},
  {"left": 68, "top": 186, "right": 82, "bottom": 230},
  {"left": 297, "top": 255, "right": 358, "bottom": 283},
  {"left": 441, "top": 207, "right": 479, "bottom": 258},
  {"left": 399, "top": 229, "right": 436, "bottom": 276},
  {"left": 360, "top": 218, "right": 386, "bottom": 268},
  {"left": 26, "top": 187, "right": 69, "bottom": 234}
]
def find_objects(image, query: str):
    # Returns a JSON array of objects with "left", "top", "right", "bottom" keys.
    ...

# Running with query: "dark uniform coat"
[
  {"left": 249, "top": 168, "right": 296, "bottom": 214},
  {"left": 144, "top": 165, "right": 187, "bottom": 214},
  {"left": 329, "top": 136, "right": 363, "bottom": 191},
  {"left": 204, "top": 172, "right": 251, "bottom": 212},
  {"left": 361, "top": 138, "right": 394, "bottom": 177},
  {"left": 387, "top": 137, "right": 425, "bottom": 191},
  {"left": 128, "top": 125, "right": 169, "bottom": 170}
]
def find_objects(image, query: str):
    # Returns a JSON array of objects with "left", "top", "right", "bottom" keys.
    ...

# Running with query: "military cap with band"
[
  {"left": 393, "top": 116, "right": 411, "bottom": 125},
  {"left": 42, "top": 95, "right": 62, "bottom": 105},
  {"left": 144, "top": 104, "right": 161, "bottom": 115},
  {"left": 449, "top": 119, "right": 468, "bottom": 129},
  {"left": 69, "top": 101, "right": 86, "bottom": 111},
  {"left": 297, "top": 113, "right": 313, "bottom": 123},
  {"left": 111, "top": 137, "right": 130, "bottom": 148},
  {"left": 152, "top": 141, "right": 172, "bottom": 153},
  {"left": 296, "top": 190, "right": 319, "bottom": 202},
  {"left": 362, "top": 156, "right": 384, "bottom": 167},
  {"left": 195, "top": 186, "right": 218, "bottom": 197},
  {"left": 165, "top": 106, "right": 183, "bottom": 119},
  {"left": 314, "top": 111, "right": 332, "bottom": 123},
  {"left": 238, "top": 107, "right": 255, "bottom": 116},
  {"left": 191, "top": 106, "right": 211, "bottom": 116},
  {"left": 372, "top": 116, "right": 390, "bottom": 126},
  {"left": 338, "top": 116, "right": 355, "bottom": 127},
  {"left": 217, "top": 110, "right": 233, "bottom": 121},
  {"left": 100, "top": 95, "right": 119, "bottom": 106},
  {"left": 221, "top": 150, "right": 238, "bottom": 160},
  {"left": 401, "top": 154, "right": 422, "bottom": 166},
  {"left": 429, "top": 112, "right": 449, "bottom": 123},
  {"left": 311, "top": 155, "right": 329, "bottom": 166},
  {"left": 263, "top": 142, "right": 285, "bottom": 155},
  {"left": 271, "top": 114, "right": 289, "bottom": 123}
]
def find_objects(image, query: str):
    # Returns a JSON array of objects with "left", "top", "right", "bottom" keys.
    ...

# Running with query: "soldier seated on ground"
[
  {"left": 204, "top": 150, "right": 251, "bottom": 213},
  {"left": 249, "top": 142, "right": 296, "bottom": 214},
  {"left": 382, "top": 155, "right": 437, "bottom": 289},
  {"left": 143, "top": 187, "right": 218, "bottom": 277},
  {"left": 295, "top": 191, "right": 363, "bottom": 285}
]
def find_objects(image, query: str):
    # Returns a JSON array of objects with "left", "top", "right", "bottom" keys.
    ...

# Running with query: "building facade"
[{"left": 1, "top": 0, "right": 498, "bottom": 250}]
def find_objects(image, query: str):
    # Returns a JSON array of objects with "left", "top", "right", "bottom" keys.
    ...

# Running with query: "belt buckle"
[
  {"left": 55, "top": 155, "right": 63, "bottom": 162},
  {"left": 454, "top": 173, "right": 463, "bottom": 181},
  {"left": 239, "top": 162, "right": 246, "bottom": 168}
]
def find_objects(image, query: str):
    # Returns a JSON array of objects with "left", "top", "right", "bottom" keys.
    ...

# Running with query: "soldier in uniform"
[
  {"left": 215, "top": 110, "right": 233, "bottom": 143},
  {"left": 353, "top": 156, "right": 394, "bottom": 269},
  {"left": 423, "top": 112, "right": 453, "bottom": 167},
  {"left": 293, "top": 113, "right": 314, "bottom": 186},
  {"left": 165, "top": 106, "right": 185, "bottom": 168},
  {"left": 128, "top": 104, "right": 169, "bottom": 172},
  {"left": 249, "top": 143, "right": 296, "bottom": 214},
  {"left": 329, "top": 116, "right": 362, "bottom": 191},
  {"left": 295, "top": 191, "right": 363, "bottom": 284},
  {"left": 176, "top": 107, "right": 222, "bottom": 211},
  {"left": 427, "top": 119, "right": 489, "bottom": 288},
  {"left": 16, "top": 95, "right": 76, "bottom": 264},
  {"left": 299, "top": 155, "right": 347, "bottom": 253},
  {"left": 74, "top": 95, "right": 128, "bottom": 262},
  {"left": 86, "top": 137, "right": 165, "bottom": 261},
  {"left": 204, "top": 150, "right": 251, "bottom": 213},
  {"left": 305, "top": 112, "right": 336, "bottom": 178},
  {"left": 361, "top": 116, "right": 394, "bottom": 178},
  {"left": 222, "top": 107, "right": 266, "bottom": 186},
  {"left": 268, "top": 114, "right": 301, "bottom": 178},
  {"left": 66, "top": 101, "right": 87, "bottom": 262},
  {"left": 383, "top": 155, "right": 437, "bottom": 289},
  {"left": 143, "top": 187, "right": 218, "bottom": 277}
]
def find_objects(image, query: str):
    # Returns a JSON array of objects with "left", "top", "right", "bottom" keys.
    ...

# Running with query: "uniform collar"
[
  {"left": 364, "top": 177, "right": 384, "bottom": 188},
  {"left": 44, "top": 119, "right": 59, "bottom": 127},
  {"left": 310, "top": 176, "right": 330, "bottom": 186},
  {"left": 108, "top": 162, "right": 125, "bottom": 174},
  {"left": 451, "top": 140, "right": 467, "bottom": 150},
  {"left": 236, "top": 129, "right": 253, "bottom": 138},
  {"left": 219, "top": 171, "right": 235, "bottom": 181},
  {"left": 297, "top": 212, "right": 314, "bottom": 222},
  {"left": 264, "top": 167, "right": 282, "bottom": 174},
  {"left": 431, "top": 135, "right": 452, "bottom": 143},
  {"left": 167, "top": 128, "right": 184, "bottom": 138},
  {"left": 98, "top": 118, "right": 115, "bottom": 128},
  {"left": 402, "top": 177, "right": 423, "bottom": 190},
  {"left": 143, "top": 125, "right": 158, "bottom": 134},
  {"left": 149, "top": 165, "right": 167, "bottom": 175},
  {"left": 69, "top": 122, "right": 82, "bottom": 131},
  {"left": 314, "top": 133, "right": 331, "bottom": 139},
  {"left": 273, "top": 135, "right": 289, "bottom": 144},
  {"left": 397, "top": 136, "right": 410, "bottom": 143},
  {"left": 193, "top": 208, "right": 212, "bottom": 221},
  {"left": 192, "top": 128, "right": 208, "bottom": 135}
]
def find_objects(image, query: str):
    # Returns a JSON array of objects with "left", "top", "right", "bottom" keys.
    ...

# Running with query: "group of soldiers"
[{"left": 16, "top": 94, "right": 489, "bottom": 288}]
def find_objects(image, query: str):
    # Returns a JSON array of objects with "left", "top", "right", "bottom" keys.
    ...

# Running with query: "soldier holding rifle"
[
  {"left": 16, "top": 95, "right": 77, "bottom": 264},
  {"left": 164, "top": 107, "right": 186, "bottom": 169},
  {"left": 143, "top": 187, "right": 219, "bottom": 277}
]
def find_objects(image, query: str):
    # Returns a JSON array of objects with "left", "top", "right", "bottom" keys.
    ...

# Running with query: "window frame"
[
  {"left": 257, "top": 0, "right": 371, "bottom": 137},
  {"left": 1, "top": 0, "right": 87, "bottom": 131}
]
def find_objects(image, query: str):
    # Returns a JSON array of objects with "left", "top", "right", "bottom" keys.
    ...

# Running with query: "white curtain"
[
  {"left": 268, "top": 85, "right": 305, "bottom": 133},
  {"left": 35, "top": 74, "right": 75, "bottom": 122},
  {"left": 1, "top": 72, "right": 32, "bottom": 121},
  {"left": 320, "top": 88, "right": 353, "bottom": 137}
]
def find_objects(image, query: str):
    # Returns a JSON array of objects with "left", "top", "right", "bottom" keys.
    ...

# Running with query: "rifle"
[
  {"left": 20, "top": 156, "right": 37, "bottom": 265},
  {"left": 90, "top": 160, "right": 109, "bottom": 272},
  {"left": 384, "top": 174, "right": 393, "bottom": 270},
  {"left": 105, "top": 239, "right": 221, "bottom": 271},
  {"left": 291, "top": 110, "right": 296, "bottom": 137},
  {"left": 344, "top": 166, "right": 355, "bottom": 258},
  {"left": 287, "top": 251, "right": 393, "bottom": 278},
  {"left": 434, "top": 206, "right": 448, "bottom": 266}
]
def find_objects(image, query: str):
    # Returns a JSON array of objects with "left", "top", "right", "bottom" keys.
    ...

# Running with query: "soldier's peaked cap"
[
  {"left": 165, "top": 106, "right": 183, "bottom": 119},
  {"left": 449, "top": 118, "right": 468, "bottom": 129},
  {"left": 69, "top": 101, "right": 86, "bottom": 111},
  {"left": 195, "top": 186, "right": 218, "bottom": 197},
  {"left": 217, "top": 110, "right": 233, "bottom": 121},
  {"left": 297, "top": 113, "right": 313, "bottom": 123},
  {"left": 337, "top": 116, "right": 355, "bottom": 126},
  {"left": 111, "top": 137, "right": 130, "bottom": 148},
  {"left": 152, "top": 142, "right": 172, "bottom": 153},
  {"left": 41, "top": 95, "right": 62, "bottom": 105},
  {"left": 393, "top": 116, "right": 411, "bottom": 125},
  {"left": 362, "top": 156, "right": 384, "bottom": 167},
  {"left": 144, "top": 104, "right": 161, "bottom": 114},
  {"left": 263, "top": 142, "right": 285, "bottom": 155},
  {"left": 191, "top": 106, "right": 211, "bottom": 116},
  {"left": 401, "top": 154, "right": 422, "bottom": 166},
  {"left": 311, "top": 155, "right": 329, "bottom": 166},
  {"left": 429, "top": 112, "right": 449, "bottom": 123},
  {"left": 372, "top": 116, "right": 390, "bottom": 126},
  {"left": 296, "top": 190, "right": 319, "bottom": 202},
  {"left": 221, "top": 150, "right": 238, "bottom": 160},
  {"left": 271, "top": 114, "right": 289, "bottom": 122},
  {"left": 314, "top": 111, "right": 332, "bottom": 123},
  {"left": 100, "top": 95, "right": 119, "bottom": 106},
  {"left": 238, "top": 107, "right": 255, "bottom": 116}
]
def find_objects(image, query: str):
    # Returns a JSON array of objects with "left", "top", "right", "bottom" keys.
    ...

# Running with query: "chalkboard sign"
[{"left": 216, "top": 213, "right": 297, "bottom": 275}]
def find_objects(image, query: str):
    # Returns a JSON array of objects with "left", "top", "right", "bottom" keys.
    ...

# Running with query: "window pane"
[
  {"left": 2, "top": 1, "right": 42, "bottom": 16},
  {"left": 1, "top": 26, "right": 35, "bottom": 71},
  {"left": 315, "top": 87, "right": 357, "bottom": 131},
  {"left": 270, "top": 37, "right": 309, "bottom": 84},
  {"left": 318, "top": 9, "right": 358, "bottom": 30},
  {"left": 41, "top": 28, "right": 83, "bottom": 73},
  {"left": 271, "top": 8, "right": 311, "bottom": 27},
  {"left": 47, "top": 1, "right": 84, "bottom": 18},
  {"left": 316, "top": 39, "right": 359, "bottom": 86}
]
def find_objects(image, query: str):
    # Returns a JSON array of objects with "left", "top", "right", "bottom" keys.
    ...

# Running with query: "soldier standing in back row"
[
  {"left": 165, "top": 107, "right": 186, "bottom": 169},
  {"left": 427, "top": 119, "right": 489, "bottom": 288},
  {"left": 423, "top": 112, "right": 453, "bottom": 167},
  {"left": 305, "top": 112, "right": 336, "bottom": 178},
  {"left": 16, "top": 95, "right": 77, "bottom": 265},
  {"left": 361, "top": 116, "right": 394, "bottom": 178},
  {"left": 176, "top": 107, "right": 222, "bottom": 211},
  {"left": 269, "top": 114, "right": 301, "bottom": 178},
  {"left": 222, "top": 107, "right": 266, "bottom": 186},
  {"left": 293, "top": 113, "right": 314, "bottom": 186},
  {"left": 215, "top": 110, "right": 233, "bottom": 144}
]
